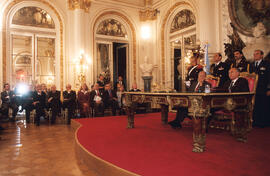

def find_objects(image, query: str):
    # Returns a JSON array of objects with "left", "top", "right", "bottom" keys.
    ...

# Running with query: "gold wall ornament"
[
  {"left": 2, "top": 0, "right": 64, "bottom": 91},
  {"left": 68, "top": 0, "right": 91, "bottom": 13},
  {"left": 139, "top": 8, "right": 158, "bottom": 21},
  {"left": 96, "top": 19, "right": 127, "bottom": 37},
  {"left": 170, "top": 9, "right": 196, "bottom": 33}
]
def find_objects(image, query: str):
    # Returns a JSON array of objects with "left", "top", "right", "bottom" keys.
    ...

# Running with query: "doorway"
[
  {"left": 174, "top": 48, "right": 181, "bottom": 92},
  {"left": 113, "top": 42, "right": 128, "bottom": 89}
]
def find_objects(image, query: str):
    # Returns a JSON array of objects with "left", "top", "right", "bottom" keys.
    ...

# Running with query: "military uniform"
[
  {"left": 210, "top": 62, "right": 229, "bottom": 87},
  {"left": 249, "top": 60, "right": 270, "bottom": 127},
  {"left": 231, "top": 57, "right": 249, "bottom": 72}
]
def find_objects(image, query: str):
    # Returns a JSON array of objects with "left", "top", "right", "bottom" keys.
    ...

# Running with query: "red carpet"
[{"left": 75, "top": 113, "right": 270, "bottom": 176}]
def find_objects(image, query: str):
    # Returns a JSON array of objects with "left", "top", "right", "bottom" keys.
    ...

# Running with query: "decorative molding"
[
  {"left": 96, "top": 19, "right": 127, "bottom": 37},
  {"left": 68, "top": 0, "right": 91, "bottom": 13},
  {"left": 2, "top": 0, "right": 64, "bottom": 90},
  {"left": 161, "top": 1, "right": 192, "bottom": 85},
  {"left": 139, "top": 8, "right": 157, "bottom": 21},
  {"left": 93, "top": 11, "right": 137, "bottom": 83}
]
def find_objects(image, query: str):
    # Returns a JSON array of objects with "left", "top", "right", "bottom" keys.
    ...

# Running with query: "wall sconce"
[
  {"left": 141, "top": 25, "right": 151, "bottom": 40},
  {"left": 74, "top": 50, "right": 90, "bottom": 84}
]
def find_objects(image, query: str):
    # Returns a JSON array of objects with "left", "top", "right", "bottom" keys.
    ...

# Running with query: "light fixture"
[
  {"left": 75, "top": 50, "right": 90, "bottom": 84},
  {"left": 141, "top": 25, "right": 151, "bottom": 39}
]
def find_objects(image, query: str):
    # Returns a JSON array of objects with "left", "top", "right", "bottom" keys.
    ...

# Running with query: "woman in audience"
[
  {"left": 77, "top": 83, "right": 90, "bottom": 118},
  {"left": 116, "top": 84, "right": 125, "bottom": 115}
]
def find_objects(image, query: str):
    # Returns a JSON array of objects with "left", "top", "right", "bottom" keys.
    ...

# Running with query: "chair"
[
  {"left": 206, "top": 75, "right": 220, "bottom": 88},
  {"left": 209, "top": 73, "right": 258, "bottom": 133}
]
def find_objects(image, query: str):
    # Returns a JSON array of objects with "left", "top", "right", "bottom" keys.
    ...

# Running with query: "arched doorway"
[
  {"left": 161, "top": 2, "right": 198, "bottom": 91},
  {"left": 3, "top": 1, "right": 63, "bottom": 89},
  {"left": 92, "top": 11, "right": 136, "bottom": 90}
]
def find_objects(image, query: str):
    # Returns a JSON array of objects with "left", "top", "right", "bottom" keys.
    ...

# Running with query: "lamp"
[{"left": 75, "top": 50, "right": 90, "bottom": 84}]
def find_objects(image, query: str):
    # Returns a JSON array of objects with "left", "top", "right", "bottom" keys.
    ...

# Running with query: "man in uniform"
[{"left": 210, "top": 53, "right": 229, "bottom": 87}]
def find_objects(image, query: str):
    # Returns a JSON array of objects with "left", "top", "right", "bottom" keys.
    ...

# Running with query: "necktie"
[
  {"left": 97, "top": 91, "right": 99, "bottom": 96},
  {"left": 109, "top": 90, "right": 112, "bottom": 97},
  {"left": 229, "top": 81, "right": 234, "bottom": 92}
]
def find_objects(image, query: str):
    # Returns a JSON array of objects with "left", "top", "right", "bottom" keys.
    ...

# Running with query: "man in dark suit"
[
  {"left": 1, "top": 83, "right": 18, "bottom": 122},
  {"left": 230, "top": 50, "right": 249, "bottom": 72},
  {"left": 21, "top": 85, "right": 34, "bottom": 123},
  {"left": 249, "top": 50, "right": 270, "bottom": 127},
  {"left": 223, "top": 68, "right": 249, "bottom": 93},
  {"left": 103, "top": 83, "right": 118, "bottom": 116},
  {"left": 169, "top": 71, "right": 211, "bottom": 128},
  {"left": 210, "top": 53, "right": 229, "bottom": 87},
  {"left": 62, "top": 84, "right": 76, "bottom": 124},
  {"left": 129, "top": 83, "right": 141, "bottom": 92},
  {"left": 32, "top": 84, "right": 46, "bottom": 126},
  {"left": 47, "top": 85, "right": 61, "bottom": 124},
  {"left": 90, "top": 83, "right": 104, "bottom": 117}
]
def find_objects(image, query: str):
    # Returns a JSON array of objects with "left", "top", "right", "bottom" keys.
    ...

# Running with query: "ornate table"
[{"left": 123, "top": 92, "right": 255, "bottom": 153}]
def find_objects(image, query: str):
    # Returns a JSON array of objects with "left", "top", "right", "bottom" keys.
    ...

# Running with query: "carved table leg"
[
  {"left": 192, "top": 117, "right": 206, "bottom": 153},
  {"left": 160, "top": 104, "right": 168, "bottom": 124},
  {"left": 126, "top": 107, "right": 135, "bottom": 128},
  {"left": 233, "top": 112, "right": 248, "bottom": 142}
]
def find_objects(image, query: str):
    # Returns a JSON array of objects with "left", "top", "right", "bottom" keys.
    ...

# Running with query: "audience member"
[
  {"left": 21, "top": 85, "right": 34, "bottom": 123},
  {"left": 47, "top": 85, "right": 61, "bottom": 124},
  {"left": 32, "top": 84, "right": 46, "bottom": 126},
  {"left": 103, "top": 83, "right": 118, "bottom": 116},
  {"left": 77, "top": 83, "right": 91, "bottom": 118},
  {"left": 114, "top": 75, "right": 126, "bottom": 90},
  {"left": 90, "top": 83, "right": 104, "bottom": 117},
  {"left": 1, "top": 83, "right": 18, "bottom": 122},
  {"left": 62, "top": 84, "right": 76, "bottom": 124},
  {"left": 116, "top": 85, "right": 125, "bottom": 115},
  {"left": 129, "top": 83, "right": 141, "bottom": 92}
]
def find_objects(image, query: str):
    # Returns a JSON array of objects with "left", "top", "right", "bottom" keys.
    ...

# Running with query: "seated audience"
[
  {"left": 1, "top": 83, "right": 18, "bottom": 122},
  {"left": 103, "top": 83, "right": 118, "bottom": 116},
  {"left": 90, "top": 83, "right": 104, "bottom": 117},
  {"left": 21, "top": 85, "right": 34, "bottom": 123},
  {"left": 169, "top": 71, "right": 211, "bottom": 128},
  {"left": 47, "top": 85, "right": 61, "bottom": 124},
  {"left": 62, "top": 84, "right": 76, "bottom": 124},
  {"left": 77, "top": 83, "right": 91, "bottom": 118}
]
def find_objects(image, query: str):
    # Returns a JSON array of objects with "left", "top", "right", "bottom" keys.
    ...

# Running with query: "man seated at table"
[
  {"left": 222, "top": 68, "right": 249, "bottom": 93},
  {"left": 169, "top": 71, "right": 211, "bottom": 128}
]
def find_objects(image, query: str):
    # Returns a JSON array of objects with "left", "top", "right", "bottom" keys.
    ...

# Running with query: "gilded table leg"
[
  {"left": 233, "top": 112, "right": 248, "bottom": 142},
  {"left": 126, "top": 107, "right": 134, "bottom": 128},
  {"left": 160, "top": 104, "right": 168, "bottom": 124},
  {"left": 192, "top": 118, "right": 206, "bottom": 153}
]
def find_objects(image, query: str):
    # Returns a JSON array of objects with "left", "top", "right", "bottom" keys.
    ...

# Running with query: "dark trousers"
[
  {"left": 35, "top": 107, "right": 45, "bottom": 126},
  {"left": 25, "top": 105, "right": 34, "bottom": 123},
  {"left": 1, "top": 103, "right": 18, "bottom": 120},
  {"left": 106, "top": 100, "right": 118, "bottom": 116}
]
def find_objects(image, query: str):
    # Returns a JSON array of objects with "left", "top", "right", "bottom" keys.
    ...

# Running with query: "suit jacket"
[
  {"left": 129, "top": 89, "right": 141, "bottom": 92},
  {"left": 231, "top": 57, "right": 249, "bottom": 72},
  {"left": 103, "top": 89, "right": 117, "bottom": 104},
  {"left": 249, "top": 59, "right": 270, "bottom": 95},
  {"left": 223, "top": 77, "right": 249, "bottom": 93},
  {"left": 1, "top": 90, "right": 16, "bottom": 104},
  {"left": 189, "top": 81, "right": 212, "bottom": 93},
  {"left": 210, "top": 62, "right": 229, "bottom": 87},
  {"left": 33, "top": 91, "right": 46, "bottom": 109},
  {"left": 89, "top": 90, "right": 104, "bottom": 106},
  {"left": 62, "top": 90, "right": 76, "bottom": 108},
  {"left": 47, "top": 90, "right": 61, "bottom": 109}
]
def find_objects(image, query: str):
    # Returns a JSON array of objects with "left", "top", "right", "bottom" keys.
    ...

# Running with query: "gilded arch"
[
  {"left": 161, "top": 2, "right": 197, "bottom": 85},
  {"left": 93, "top": 11, "right": 137, "bottom": 83},
  {"left": 2, "top": 0, "right": 64, "bottom": 90}
]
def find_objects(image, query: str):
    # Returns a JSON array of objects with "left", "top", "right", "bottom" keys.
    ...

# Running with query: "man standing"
[
  {"left": 210, "top": 53, "right": 229, "bottom": 87},
  {"left": 1, "top": 83, "right": 18, "bottom": 122},
  {"left": 231, "top": 50, "right": 249, "bottom": 72},
  {"left": 62, "top": 84, "right": 76, "bottom": 124},
  {"left": 249, "top": 50, "right": 270, "bottom": 127}
]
